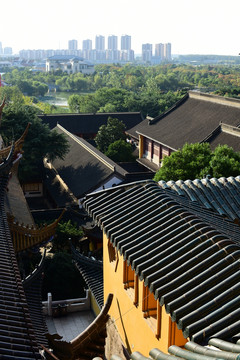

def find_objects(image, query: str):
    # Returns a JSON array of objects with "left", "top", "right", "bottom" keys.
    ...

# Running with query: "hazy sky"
[{"left": 2, "top": 0, "right": 239, "bottom": 56}]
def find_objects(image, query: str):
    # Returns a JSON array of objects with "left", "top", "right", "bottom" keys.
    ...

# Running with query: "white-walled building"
[{"left": 46, "top": 55, "right": 94, "bottom": 74}]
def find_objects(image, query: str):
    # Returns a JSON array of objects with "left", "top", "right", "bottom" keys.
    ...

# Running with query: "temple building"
[{"left": 127, "top": 91, "right": 240, "bottom": 172}]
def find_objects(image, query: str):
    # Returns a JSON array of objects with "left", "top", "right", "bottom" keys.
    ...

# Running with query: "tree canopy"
[
  {"left": 1, "top": 101, "right": 69, "bottom": 180},
  {"left": 95, "top": 117, "right": 126, "bottom": 153},
  {"left": 153, "top": 143, "right": 240, "bottom": 182},
  {"left": 105, "top": 139, "right": 135, "bottom": 162}
]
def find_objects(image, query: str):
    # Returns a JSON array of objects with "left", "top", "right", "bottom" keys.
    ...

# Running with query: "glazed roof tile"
[
  {"left": 131, "top": 339, "right": 240, "bottom": 360},
  {"left": 83, "top": 180, "right": 240, "bottom": 345},
  {"left": 158, "top": 176, "right": 240, "bottom": 222}
]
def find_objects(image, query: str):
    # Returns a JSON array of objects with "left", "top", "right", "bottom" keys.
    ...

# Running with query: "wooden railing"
[{"left": 7, "top": 209, "right": 65, "bottom": 253}]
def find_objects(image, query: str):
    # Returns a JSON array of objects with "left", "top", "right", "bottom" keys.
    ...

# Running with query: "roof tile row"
[{"left": 84, "top": 180, "right": 240, "bottom": 345}]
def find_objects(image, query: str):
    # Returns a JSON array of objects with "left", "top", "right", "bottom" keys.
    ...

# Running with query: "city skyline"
[{"left": 0, "top": 0, "right": 239, "bottom": 56}]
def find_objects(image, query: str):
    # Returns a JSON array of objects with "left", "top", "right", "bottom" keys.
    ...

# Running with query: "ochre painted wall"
[
  {"left": 139, "top": 134, "right": 144, "bottom": 159},
  {"left": 103, "top": 233, "right": 187, "bottom": 357}
]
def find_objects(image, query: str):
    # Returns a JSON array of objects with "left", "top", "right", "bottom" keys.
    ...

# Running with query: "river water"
[{"left": 39, "top": 92, "right": 73, "bottom": 107}]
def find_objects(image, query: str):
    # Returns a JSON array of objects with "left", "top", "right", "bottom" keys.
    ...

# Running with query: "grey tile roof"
[
  {"left": 132, "top": 339, "right": 240, "bottom": 360},
  {"left": 71, "top": 245, "right": 103, "bottom": 309},
  {"left": 0, "top": 151, "right": 42, "bottom": 359},
  {"left": 4, "top": 171, "right": 35, "bottom": 225},
  {"left": 39, "top": 112, "right": 144, "bottom": 134},
  {"left": 22, "top": 251, "right": 49, "bottom": 348},
  {"left": 50, "top": 124, "right": 127, "bottom": 198},
  {"left": 207, "top": 131, "right": 240, "bottom": 152},
  {"left": 158, "top": 176, "right": 240, "bottom": 222},
  {"left": 83, "top": 180, "right": 240, "bottom": 345},
  {"left": 127, "top": 92, "right": 240, "bottom": 151}
]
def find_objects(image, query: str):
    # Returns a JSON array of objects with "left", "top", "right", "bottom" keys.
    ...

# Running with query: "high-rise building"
[
  {"left": 108, "top": 35, "right": 118, "bottom": 50},
  {"left": 0, "top": 42, "right": 3, "bottom": 55},
  {"left": 95, "top": 35, "right": 105, "bottom": 51},
  {"left": 142, "top": 43, "right": 152, "bottom": 62},
  {"left": 3, "top": 47, "right": 12, "bottom": 56},
  {"left": 121, "top": 35, "right": 131, "bottom": 50},
  {"left": 164, "top": 43, "right": 172, "bottom": 61},
  {"left": 120, "top": 49, "right": 134, "bottom": 62},
  {"left": 82, "top": 39, "right": 92, "bottom": 51},
  {"left": 68, "top": 39, "right": 78, "bottom": 51},
  {"left": 155, "top": 43, "right": 164, "bottom": 59}
]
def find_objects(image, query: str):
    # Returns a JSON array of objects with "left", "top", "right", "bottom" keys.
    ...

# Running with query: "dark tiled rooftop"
[
  {"left": 39, "top": 111, "right": 144, "bottom": 133},
  {"left": 50, "top": 125, "right": 126, "bottom": 198},
  {"left": 127, "top": 92, "right": 240, "bottom": 151},
  {"left": 22, "top": 251, "right": 49, "bottom": 348},
  {"left": 0, "top": 149, "right": 42, "bottom": 359},
  {"left": 208, "top": 130, "right": 240, "bottom": 152},
  {"left": 72, "top": 245, "right": 103, "bottom": 309}
]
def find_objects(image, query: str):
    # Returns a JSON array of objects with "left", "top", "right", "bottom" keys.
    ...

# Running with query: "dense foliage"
[
  {"left": 1, "top": 99, "right": 69, "bottom": 180},
  {"left": 153, "top": 143, "right": 240, "bottom": 182},
  {"left": 105, "top": 139, "right": 135, "bottom": 162},
  {"left": 3, "top": 64, "right": 240, "bottom": 116},
  {"left": 94, "top": 117, "right": 135, "bottom": 162},
  {"left": 53, "top": 220, "right": 84, "bottom": 250},
  {"left": 95, "top": 117, "right": 126, "bottom": 153}
]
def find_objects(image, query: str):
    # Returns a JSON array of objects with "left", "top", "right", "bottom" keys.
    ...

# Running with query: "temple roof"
[
  {"left": 131, "top": 339, "right": 240, "bottom": 360},
  {"left": 83, "top": 180, "right": 240, "bottom": 345},
  {"left": 72, "top": 245, "right": 103, "bottom": 309},
  {"left": 47, "top": 124, "right": 127, "bottom": 199},
  {"left": 0, "top": 152, "right": 43, "bottom": 359},
  {"left": 38, "top": 111, "right": 144, "bottom": 134},
  {"left": 22, "top": 251, "right": 49, "bottom": 348},
  {"left": 127, "top": 92, "right": 240, "bottom": 151},
  {"left": 158, "top": 176, "right": 240, "bottom": 222},
  {"left": 5, "top": 170, "right": 35, "bottom": 225}
]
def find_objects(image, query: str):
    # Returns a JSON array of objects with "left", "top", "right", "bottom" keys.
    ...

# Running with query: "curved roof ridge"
[{"left": 56, "top": 123, "right": 128, "bottom": 177}]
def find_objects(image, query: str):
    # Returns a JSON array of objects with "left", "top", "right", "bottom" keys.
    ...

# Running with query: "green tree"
[
  {"left": 53, "top": 220, "right": 83, "bottom": 251},
  {"left": 1, "top": 101, "right": 69, "bottom": 180},
  {"left": 68, "top": 94, "right": 81, "bottom": 112},
  {"left": 95, "top": 117, "right": 126, "bottom": 153},
  {"left": 207, "top": 145, "right": 240, "bottom": 178},
  {"left": 154, "top": 143, "right": 240, "bottom": 182},
  {"left": 153, "top": 143, "right": 212, "bottom": 182},
  {"left": 105, "top": 139, "right": 135, "bottom": 162}
]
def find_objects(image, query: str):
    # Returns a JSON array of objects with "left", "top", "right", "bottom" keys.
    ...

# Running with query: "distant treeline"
[{"left": 1, "top": 63, "right": 240, "bottom": 116}]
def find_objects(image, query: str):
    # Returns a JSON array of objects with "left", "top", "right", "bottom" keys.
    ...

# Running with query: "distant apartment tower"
[
  {"left": 164, "top": 43, "right": 172, "bottom": 60},
  {"left": 155, "top": 43, "right": 164, "bottom": 59},
  {"left": 68, "top": 39, "right": 78, "bottom": 51},
  {"left": 82, "top": 39, "right": 92, "bottom": 60},
  {"left": 4, "top": 47, "right": 12, "bottom": 55},
  {"left": 121, "top": 35, "right": 131, "bottom": 50},
  {"left": 0, "top": 42, "right": 2, "bottom": 55},
  {"left": 108, "top": 35, "right": 118, "bottom": 50},
  {"left": 142, "top": 43, "right": 152, "bottom": 62},
  {"left": 95, "top": 35, "right": 105, "bottom": 51},
  {"left": 82, "top": 39, "right": 92, "bottom": 51}
]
